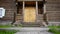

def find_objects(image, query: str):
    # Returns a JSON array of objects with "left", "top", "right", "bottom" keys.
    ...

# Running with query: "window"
[{"left": 0, "top": 8, "right": 5, "bottom": 18}]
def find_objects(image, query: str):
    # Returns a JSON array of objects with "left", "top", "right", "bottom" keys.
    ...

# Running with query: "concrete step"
[
  {"left": 0, "top": 27, "right": 52, "bottom": 34},
  {"left": 14, "top": 27, "right": 51, "bottom": 34},
  {"left": 15, "top": 31, "right": 52, "bottom": 34},
  {"left": 0, "top": 27, "right": 49, "bottom": 31},
  {"left": 22, "top": 25, "right": 41, "bottom": 27}
]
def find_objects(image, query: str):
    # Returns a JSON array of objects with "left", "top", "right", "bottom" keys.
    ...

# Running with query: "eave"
[{"left": 17, "top": 0, "right": 44, "bottom": 1}]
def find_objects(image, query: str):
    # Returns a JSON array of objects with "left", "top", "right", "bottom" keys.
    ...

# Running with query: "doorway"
[{"left": 23, "top": 1, "right": 36, "bottom": 23}]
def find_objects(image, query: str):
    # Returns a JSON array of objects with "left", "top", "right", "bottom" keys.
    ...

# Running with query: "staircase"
[{"left": 14, "top": 14, "right": 46, "bottom": 27}]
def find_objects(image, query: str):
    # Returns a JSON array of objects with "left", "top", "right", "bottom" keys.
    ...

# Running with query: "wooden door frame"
[{"left": 22, "top": 1, "right": 38, "bottom": 23}]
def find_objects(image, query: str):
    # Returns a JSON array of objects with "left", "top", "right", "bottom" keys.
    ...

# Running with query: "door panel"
[{"left": 24, "top": 7, "right": 36, "bottom": 22}]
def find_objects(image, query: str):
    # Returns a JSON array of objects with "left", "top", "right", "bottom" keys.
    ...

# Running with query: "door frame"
[{"left": 22, "top": 1, "right": 38, "bottom": 23}]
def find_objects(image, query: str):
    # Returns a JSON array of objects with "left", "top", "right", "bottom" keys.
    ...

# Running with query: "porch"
[{"left": 12, "top": 0, "right": 48, "bottom": 27}]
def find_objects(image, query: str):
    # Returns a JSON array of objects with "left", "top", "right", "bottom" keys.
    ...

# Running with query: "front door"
[{"left": 24, "top": 7, "right": 36, "bottom": 23}]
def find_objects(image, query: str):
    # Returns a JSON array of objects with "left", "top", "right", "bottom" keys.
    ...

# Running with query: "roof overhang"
[{"left": 17, "top": 0, "right": 44, "bottom": 1}]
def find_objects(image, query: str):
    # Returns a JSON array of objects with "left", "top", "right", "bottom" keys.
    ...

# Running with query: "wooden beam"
[{"left": 17, "top": 0, "right": 43, "bottom": 1}]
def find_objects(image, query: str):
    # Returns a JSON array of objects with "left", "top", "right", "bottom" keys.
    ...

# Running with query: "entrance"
[
  {"left": 24, "top": 7, "right": 36, "bottom": 22},
  {"left": 15, "top": 1, "right": 47, "bottom": 26},
  {"left": 23, "top": 1, "right": 36, "bottom": 23}
]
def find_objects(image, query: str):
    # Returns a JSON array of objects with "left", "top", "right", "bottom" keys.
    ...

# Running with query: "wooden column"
[
  {"left": 43, "top": 4, "right": 48, "bottom": 26},
  {"left": 23, "top": 1, "right": 25, "bottom": 13},
  {"left": 23, "top": 1, "right": 25, "bottom": 22},
  {"left": 43, "top": 4, "right": 46, "bottom": 14},
  {"left": 44, "top": 4, "right": 48, "bottom": 21},
  {"left": 36, "top": 1, "right": 38, "bottom": 22}
]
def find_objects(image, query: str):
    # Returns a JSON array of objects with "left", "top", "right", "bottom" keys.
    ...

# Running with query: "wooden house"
[{"left": 0, "top": 0, "right": 60, "bottom": 26}]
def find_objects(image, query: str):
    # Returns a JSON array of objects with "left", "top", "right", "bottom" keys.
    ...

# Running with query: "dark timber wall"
[
  {"left": 0, "top": 0, "right": 16, "bottom": 21},
  {"left": 46, "top": 0, "right": 60, "bottom": 22},
  {"left": 0, "top": 0, "right": 60, "bottom": 22}
]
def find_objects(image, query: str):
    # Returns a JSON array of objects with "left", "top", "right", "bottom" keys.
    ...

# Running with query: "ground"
[
  {"left": 0, "top": 27, "right": 53, "bottom": 34},
  {"left": 15, "top": 27, "right": 52, "bottom": 34}
]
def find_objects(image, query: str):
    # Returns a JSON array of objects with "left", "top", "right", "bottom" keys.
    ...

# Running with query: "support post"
[
  {"left": 43, "top": 4, "right": 48, "bottom": 26},
  {"left": 43, "top": 4, "right": 46, "bottom": 14},
  {"left": 36, "top": 1, "right": 38, "bottom": 22},
  {"left": 23, "top": 1, "right": 25, "bottom": 22}
]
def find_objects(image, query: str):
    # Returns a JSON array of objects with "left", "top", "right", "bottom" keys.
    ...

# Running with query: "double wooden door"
[{"left": 24, "top": 7, "right": 36, "bottom": 23}]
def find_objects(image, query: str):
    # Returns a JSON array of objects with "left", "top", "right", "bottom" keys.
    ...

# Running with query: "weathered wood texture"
[
  {"left": 0, "top": 0, "right": 16, "bottom": 21},
  {"left": 46, "top": 0, "right": 60, "bottom": 22},
  {"left": 0, "top": 0, "right": 60, "bottom": 22},
  {"left": 17, "top": 0, "right": 43, "bottom": 1}
]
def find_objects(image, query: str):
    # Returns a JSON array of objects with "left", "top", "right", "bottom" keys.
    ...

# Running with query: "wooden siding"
[
  {"left": 0, "top": 0, "right": 60, "bottom": 22},
  {"left": 46, "top": 0, "right": 60, "bottom": 22},
  {"left": 0, "top": 0, "right": 16, "bottom": 20}
]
